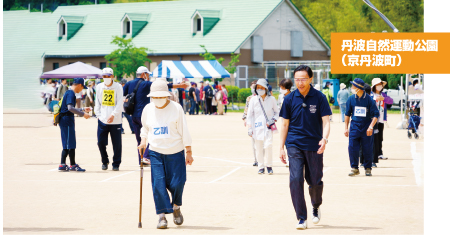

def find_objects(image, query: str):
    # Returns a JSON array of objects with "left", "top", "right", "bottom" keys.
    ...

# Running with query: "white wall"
[{"left": 239, "top": 0, "right": 328, "bottom": 52}]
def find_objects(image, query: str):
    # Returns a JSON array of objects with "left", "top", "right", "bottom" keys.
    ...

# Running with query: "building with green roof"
[{"left": 3, "top": 0, "right": 330, "bottom": 109}]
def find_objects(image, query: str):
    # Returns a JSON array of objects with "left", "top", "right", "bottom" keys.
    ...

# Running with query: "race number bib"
[
  {"left": 355, "top": 106, "right": 367, "bottom": 117},
  {"left": 152, "top": 126, "right": 170, "bottom": 139},
  {"left": 254, "top": 116, "right": 264, "bottom": 130},
  {"left": 102, "top": 90, "right": 115, "bottom": 106}
]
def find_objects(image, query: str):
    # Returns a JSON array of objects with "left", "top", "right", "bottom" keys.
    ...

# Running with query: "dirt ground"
[{"left": 3, "top": 111, "right": 424, "bottom": 234}]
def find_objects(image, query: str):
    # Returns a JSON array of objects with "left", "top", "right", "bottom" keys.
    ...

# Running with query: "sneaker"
[
  {"left": 253, "top": 162, "right": 258, "bottom": 167},
  {"left": 296, "top": 219, "right": 307, "bottom": 230},
  {"left": 348, "top": 168, "right": 360, "bottom": 176},
  {"left": 69, "top": 164, "right": 86, "bottom": 172},
  {"left": 258, "top": 168, "right": 265, "bottom": 174},
  {"left": 360, "top": 163, "right": 364, "bottom": 168},
  {"left": 365, "top": 168, "right": 372, "bottom": 176},
  {"left": 372, "top": 163, "right": 377, "bottom": 168},
  {"left": 112, "top": 166, "right": 119, "bottom": 171},
  {"left": 312, "top": 207, "right": 321, "bottom": 224},
  {"left": 58, "top": 164, "right": 69, "bottom": 172},
  {"left": 122, "top": 131, "right": 125, "bottom": 134},
  {"left": 157, "top": 217, "right": 168, "bottom": 229},
  {"left": 131, "top": 131, "right": 135, "bottom": 134},
  {"left": 102, "top": 163, "right": 108, "bottom": 171},
  {"left": 267, "top": 167, "right": 273, "bottom": 175},
  {"left": 173, "top": 207, "right": 184, "bottom": 225},
  {"left": 378, "top": 155, "right": 388, "bottom": 160}
]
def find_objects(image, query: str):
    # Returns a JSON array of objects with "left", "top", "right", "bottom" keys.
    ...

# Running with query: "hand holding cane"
[{"left": 138, "top": 146, "right": 145, "bottom": 228}]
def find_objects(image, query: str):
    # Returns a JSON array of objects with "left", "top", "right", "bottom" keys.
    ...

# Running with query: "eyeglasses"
[{"left": 294, "top": 78, "right": 309, "bottom": 82}]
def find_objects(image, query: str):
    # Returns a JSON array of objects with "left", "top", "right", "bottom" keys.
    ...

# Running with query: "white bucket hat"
[
  {"left": 371, "top": 78, "right": 387, "bottom": 88},
  {"left": 340, "top": 83, "right": 346, "bottom": 89},
  {"left": 256, "top": 78, "right": 268, "bottom": 89},
  {"left": 147, "top": 78, "right": 171, "bottom": 97}
]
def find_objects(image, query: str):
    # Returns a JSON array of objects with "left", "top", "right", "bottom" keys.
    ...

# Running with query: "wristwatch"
[
  {"left": 323, "top": 137, "right": 328, "bottom": 144},
  {"left": 368, "top": 126, "right": 373, "bottom": 130}
]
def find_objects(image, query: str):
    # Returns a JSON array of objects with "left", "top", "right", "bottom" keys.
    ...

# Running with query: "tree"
[
  {"left": 105, "top": 36, "right": 151, "bottom": 79},
  {"left": 199, "top": 45, "right": 224, "bottom": 64},
  {"left": 225, "top": 53, "right": 240, "bottom": 75}
]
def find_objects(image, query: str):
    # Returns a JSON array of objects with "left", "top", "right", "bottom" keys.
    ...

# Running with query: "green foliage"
[
  {"left": 237, "top": 88, "right": 252, "bottom": 103},
  {"left": 225, "top": 53, "right": 240, "bottom": 74},
  {"left": 199, "top": 45, "right": 224, "bottom": 64},
  {"left": 105, "top": 36, "right": 152, "bottom": 78},
  {"left": 226, "top": 85, "right": 240, "bottom": 102},
  {"left": 291, "top": 0, "right": 423, "bottom": 46},
  {"left": 331, "top": 73, "right": 405, "bottom": 89}
]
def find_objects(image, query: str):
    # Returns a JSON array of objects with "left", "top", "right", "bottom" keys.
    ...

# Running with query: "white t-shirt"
[
  {"left": 94, "top": 82, "right": 124, "bottom": 125},
  {"left": 373, "top": 93, "right": 385, "bottom": 123},
  {"left": 140, "top": 100, "right": 192, "bottom": 155}
]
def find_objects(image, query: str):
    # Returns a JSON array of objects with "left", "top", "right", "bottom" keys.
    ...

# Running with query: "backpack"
[
  {"left": 53, "top": 97, "right": 64, "bottom": 126},
  {"left": 206, "top": 86, "right": 214, "bottom": 99},
  {"left": 123, "top": 79, "right": 143, "bottom": 115}
]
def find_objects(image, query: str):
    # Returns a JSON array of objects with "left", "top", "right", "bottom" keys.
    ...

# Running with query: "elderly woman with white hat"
[
  {"left": 370, "top": 78, "right": 393, "bottom": 162},
  {"left": 337, "top": 83, "right": 350, "bottom": 122},
  {"left": 138, "top": 78, "right": 193, "bottom": 229},
  {"left": 247, "top": 78, "right": 279, "bottom": 175}
]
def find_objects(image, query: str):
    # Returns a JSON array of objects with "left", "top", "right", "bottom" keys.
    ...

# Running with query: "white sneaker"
[
  {"left": 296, "top": 220, "right": 307, "bottom": 230},
  {"left": 312, "top": 207, "right": 321, "bottom": 224},
  {"left": 378, "top": 155, "right": 388, "bottom": 160}
]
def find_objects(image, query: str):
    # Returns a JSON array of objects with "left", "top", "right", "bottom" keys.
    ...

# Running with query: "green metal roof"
[
  {"left": 58, "top": 15, "right": 85, "bottom": 40},
  {"left": 195, "top": 10, "right": 221, "bottom": 36},
  {"left": 121, "top": 13, "right": 150, "bottom": 37}
]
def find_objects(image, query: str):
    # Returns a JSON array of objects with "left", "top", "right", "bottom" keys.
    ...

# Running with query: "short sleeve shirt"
[
  {"left": 280, "top": 85, "right": 332, "bottom": 151},
  {"left": 60, "top": 90, "right": 76, "bottom": 117},
  {"left": 345, "top": 93, "right": 380, "bottom": 123}
]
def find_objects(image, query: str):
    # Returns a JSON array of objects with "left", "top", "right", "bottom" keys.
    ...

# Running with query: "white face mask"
[
  {"left": 152, "top": 98, "right": 168, "bottom": 108},
  {"left": 256, "top": 89, "right": 266, "bottom": 96},
  {"left": 280, "top": 88, "right": 287, "bottom": 94},
  {"left": 376, "top": 85, "right": 383, "bottom": 91},
  {"left": 103, "top": 78, "right": 112, "bottom": 85},
  {"left": 351, "top": 88, "right": 358, "bottom": 95}
]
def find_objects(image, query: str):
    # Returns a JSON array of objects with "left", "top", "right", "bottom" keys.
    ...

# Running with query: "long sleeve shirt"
[
  {"left": 246, "top": 95, "right": 279, "bottom": 141},
  {"left": 95, "top": 82, "right": 124, "bottom": 125},
  {"left": 140, "top": 101, "right": 192, "bottom": 155}
]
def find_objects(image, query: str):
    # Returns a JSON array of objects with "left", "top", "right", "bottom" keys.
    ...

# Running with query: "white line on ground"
[
  {"left": 99, "top": 170, "right": 137, "bottom": 182},
  {"left": 49, "top": 168, "right": 58, "bottom": 171},
  {"left": 323, "top": 167, "right": 330, "bottom": 173},
  {"left": 195, "top": 156, "right": 248, "bottom": 165},
  {"left": 410, "top": 142, "right": 423, "bottom": 186},
  {"left": 208, "top": 167, "right": 242, "bottom": 183}
]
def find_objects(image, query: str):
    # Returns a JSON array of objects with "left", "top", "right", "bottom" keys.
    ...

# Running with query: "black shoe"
[
  {"left": 131, "top": 131, "right": 135, "bottom": 134},
  {"left": 267, "top": 167, "right": 273, "bottom": 175},
  {"left": 122, "top": 131, "right": 125, "bottom": 134},
  {"left": 258, "top": 168, "right": 265, "bottom": 174},
  {"left": 253, "top": 162, "right": 258, "bottom": 167},
  {"left": 102, "top": 163, "right": 108, "bottom": 170},
  {"left": 112, "top": 166, "right": 119, "bottom": 171}
]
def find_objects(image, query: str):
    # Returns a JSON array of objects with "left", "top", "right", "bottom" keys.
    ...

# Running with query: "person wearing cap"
[
  {"left": 188, "top": 82, "right": 197, "bottom": 115},
  {"left": 138, "top": 78, "right": 193, "bottom": 229},
  {"left": 279, "top": 65, "right": 331, "bottom": 230},
  {"left": 344, "top": 78, "right": 379, "bottom": 177},
  {"left": 337, "top": 83, "right": 350, "bottom": 122},
  {"left": 370, "top": 78, "right": 393, "bottom": 161},
  {"left": 85, "top": 80, "right": 96, "bottom": 117},
  {"left": 247, "top": 78, "right": 279, "bottom": 175},
  {"left": 95, "top": 68, "right": 124, "bottom": 171},
  {"left": 119, "top": 79, "right": 134, "bottom": 134},
  {"left": 202, "top": 81, "right": 214, "bottom": 115},
  {"left": 57, "top": 78, "right": 91, "bottom": 172},
  {"left": 123, "top": 66, "right": 187, "bottom": 165}
]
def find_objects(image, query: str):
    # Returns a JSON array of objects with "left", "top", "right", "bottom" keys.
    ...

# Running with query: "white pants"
[
  {"left": 254, "top": 139, "right": 273, "bottom": 169},
  {"left": 251, "top": 138, "right": 263, "bottom": 163}
]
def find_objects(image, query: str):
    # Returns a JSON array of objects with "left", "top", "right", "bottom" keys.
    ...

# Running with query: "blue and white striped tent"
[{"left": 151, "top": 60, "right": 230, "bottom": 83}]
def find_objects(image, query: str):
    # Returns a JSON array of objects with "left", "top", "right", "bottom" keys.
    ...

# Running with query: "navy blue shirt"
[
  {"left": 280, "top": 85, "right": 332, "bottom": 151},
  {"left": 123, "top": 78, "right": 173, "bottom": 117},
  {"left": 345, "top": 92, "right": 379, "bottom": 122},
  {"left": 60, "top": 90, "right": 76, "bottom": 117}
]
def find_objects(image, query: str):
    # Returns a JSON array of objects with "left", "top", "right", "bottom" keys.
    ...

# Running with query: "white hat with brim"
[
  {"left": 340, "top": 83, "right": 346, "bottom": 89},
  {"left": 147, "top": 78, "right": 171, "bottom": 97},
  {"left": 371, "top": 78, "right": 387, "bottom": 88}
]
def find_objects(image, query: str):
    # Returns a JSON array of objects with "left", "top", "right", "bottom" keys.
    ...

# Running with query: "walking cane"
[{"left": 138, "top": 147, "right": 144, "bottom": 228}]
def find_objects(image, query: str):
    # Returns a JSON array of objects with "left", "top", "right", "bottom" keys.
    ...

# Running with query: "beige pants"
[{"left": 254, "top": 139, "right": 273, "bottom": 169}]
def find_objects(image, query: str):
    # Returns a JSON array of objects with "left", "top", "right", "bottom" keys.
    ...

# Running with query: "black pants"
[
  {"left": 205, "top": 98, "right": 213, "bottom": 114},
  {"left": 287, "top": 147, "right": 323, "bottom": 221},
  {"left": 97, "top": 120, "right": 122, "bottom": 167},
  {"left": 196, "top": 101, "right": 200, "bottom": 114},
  {"left": 360, "top": 123, "right": 382, "bottom": 164}
]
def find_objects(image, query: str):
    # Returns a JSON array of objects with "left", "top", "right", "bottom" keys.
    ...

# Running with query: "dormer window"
[
  {"left": 191, "top": 10, "right": 221, "bottom": 36},
  {"left": 57, "top": 15, "right": 85, "bottom": 40},
  {"left": 121, "top": 13, "right": 150, "bottom": 38}
]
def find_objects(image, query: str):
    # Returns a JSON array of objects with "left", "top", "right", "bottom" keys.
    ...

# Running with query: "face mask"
[
  {"left": 376, "top": 85, "right": 383, "bottom": 91},
  {"left": 351, "top": 88, "right": 358, "bottom": 95},
  {"left": 256, "top": 89, "right": 266, "bottom": 96},
  {"left": 103, "top": 78, "right": 112, "bottom": 85},
  {"left": 280, "top": 88, "right": 287, "bottom": 94},
  {"left": 152, "top": 98, "right": 167, "bottom": 108}
]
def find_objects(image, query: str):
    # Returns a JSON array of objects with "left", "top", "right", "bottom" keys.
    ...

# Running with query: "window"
[
  {"left": 126, "top": 21, "right": 131, "bottom": 34},
  {"left": 197, "top": 18, "right": 202, "bottom": 31},
  {"left": 69, "top": 62, "right": 74, "bottom": 64},
  {"left": 62, "top": 24, "right": 66, "bottom": 36},
  {"left": 100, "top": 62, "right": 107, "bottom": 69},
  {"left": 53, "top": 63, "right": 59, "bottom": 70}
]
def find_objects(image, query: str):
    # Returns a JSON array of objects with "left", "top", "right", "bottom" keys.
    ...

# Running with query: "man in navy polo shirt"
[
  {"left": 279, "top": 65, "right": 331, "bottom": 230},
  {"left": 123, "top": 66, "right": 187, "bottom": 165},
  {"left": 58, "top": 78, "right": 91, "bottom": 172},
  {"left": 344, "top": 78, "right": 379, "bottom": 177}
]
